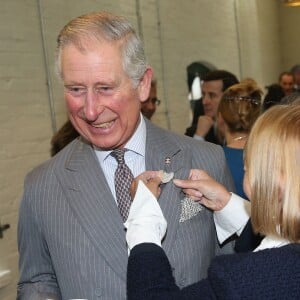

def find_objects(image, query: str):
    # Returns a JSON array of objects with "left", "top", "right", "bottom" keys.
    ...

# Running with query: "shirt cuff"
[
  {"left": 124, "top": 181, "right": 167, "bottom": 251},
  {"left": 193, "top": 134, "right": 205, "bottom": 141},
  {"left": 214, "top": 193, "right": 250, "bottom": 244}
]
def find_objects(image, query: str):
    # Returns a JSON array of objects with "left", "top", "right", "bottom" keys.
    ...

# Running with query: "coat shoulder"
[
  {"left": 209, "top": 244, "right": 300, "bottom": 299},
  {"left": 24, "top": 138, "right": 87, "bottom": 186},
  {"left": 148, "top": 121, "right": 223, "bottom": 154}
]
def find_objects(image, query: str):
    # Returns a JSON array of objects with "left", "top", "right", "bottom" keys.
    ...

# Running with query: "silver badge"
[{"left": 161, "top": 171, "right": 174, "bottom": 184}]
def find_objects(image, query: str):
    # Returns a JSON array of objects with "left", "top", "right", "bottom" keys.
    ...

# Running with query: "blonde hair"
[
  {"left": 218, "top": 79, "right": 262, "bottom": 133},
  {"left": 55, "top": 11, "right": 148, "bottom": 87},
  {"left": 245, "top": 104, "right": 300, "bottom": 242}
]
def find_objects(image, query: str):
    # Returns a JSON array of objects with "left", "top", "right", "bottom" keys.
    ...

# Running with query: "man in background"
[
  {"left": 140, "top": 78, "right": 160, "bottom": 120},
  {"left": 189, "top": 70, "right": 239, "bottom": 144},
  {"left": 278, "top": 71, "right": 294, "bottom": 96},
  {"left": 263, "top": 71, "right": 294, "bottom": 111}
]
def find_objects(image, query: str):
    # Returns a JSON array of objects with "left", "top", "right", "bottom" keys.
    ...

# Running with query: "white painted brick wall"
[
  {"left": 279, "top": 4, "right": 300, "bottom": 70},
  {"left": 0, "top": 1, "right": 297, "bottom": 299}
]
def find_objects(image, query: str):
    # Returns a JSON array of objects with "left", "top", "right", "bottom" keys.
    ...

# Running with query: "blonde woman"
[{"left": 126, "top": 104, "right": 300, "bottom": 299}]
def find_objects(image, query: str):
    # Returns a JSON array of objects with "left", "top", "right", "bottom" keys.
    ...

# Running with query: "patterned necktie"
[{"left": 111, "top": 148, "right": 134, "bottom": 221}]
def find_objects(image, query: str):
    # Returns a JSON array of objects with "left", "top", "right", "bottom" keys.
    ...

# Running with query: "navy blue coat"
[{"left": 127, "top": 243, "right": 300, "bottom": 300}]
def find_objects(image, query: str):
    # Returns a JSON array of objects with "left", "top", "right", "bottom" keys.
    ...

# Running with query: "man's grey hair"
[{"left": 55, "top": 11, "right": 148, "bottom": 88}]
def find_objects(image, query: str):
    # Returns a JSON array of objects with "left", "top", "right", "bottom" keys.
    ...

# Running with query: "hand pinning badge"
[
  {"left": 161, "top": 150, "right": 202, "bottom": 222},
  {"left": 158, "top": 170, "right": 174, "bottom": 192},
  {"left": 161, "top": 171, "right": 174, "bottom": 184},
  {"left": 159, "top": 169, "right": 202, "bottom": 223}
]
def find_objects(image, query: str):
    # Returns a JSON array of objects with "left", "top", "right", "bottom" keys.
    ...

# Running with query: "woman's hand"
[{"left": 173, "top": 169, "right": 231, "bottom": 211}]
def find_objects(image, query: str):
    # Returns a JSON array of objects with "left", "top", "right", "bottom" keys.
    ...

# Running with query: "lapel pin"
[{"left": 164, "top": 157, "right": 171, "bottom": 165}]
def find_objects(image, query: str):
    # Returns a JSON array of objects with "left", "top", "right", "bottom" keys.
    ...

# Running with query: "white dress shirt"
[
  {"left": 124, "top": 181, "right": 167, "bottom": 250},
  {"left": 125, "top": 182, "right": 290, "bottom": 253},
  {"left": 213, "top": 193, "right": 250, "bottom": 243},
  {"left": 94, "top": 114, "right": 146, "bottom": 201}
]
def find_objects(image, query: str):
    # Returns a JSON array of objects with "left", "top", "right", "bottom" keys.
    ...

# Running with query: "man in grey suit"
[{"left": 17, "top": 11, "right": 234, "bottom": 300}]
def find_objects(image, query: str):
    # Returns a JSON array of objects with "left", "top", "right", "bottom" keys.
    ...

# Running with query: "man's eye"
[
  {"left": 66, "top": 86, "right": 86, "bottom": 96},
  {"left": 95, "top": 86, "right": 113, "bottom": 94}
]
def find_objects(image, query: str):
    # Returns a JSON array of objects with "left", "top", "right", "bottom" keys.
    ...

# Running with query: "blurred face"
[
  {"left": 61, "top": 42, "right": 152, "bottom": 150},
  {"left": 141, "top": 84, "right": 158, "bottom": 119},
  {"left": 201, "top": 80, "right": 224, "bottom": 119},
  {"left": 279, "top": 74, "right": 294, "bottom": 95}
]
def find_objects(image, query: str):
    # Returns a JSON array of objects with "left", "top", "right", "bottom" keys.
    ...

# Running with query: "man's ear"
[{"left": 138, "top": 68, "right": 153, "bottom": 103}]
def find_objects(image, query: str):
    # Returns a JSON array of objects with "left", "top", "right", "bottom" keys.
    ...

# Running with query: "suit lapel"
[
  {"left": 145, "top": 121, "right": 191, "bottom": 253},
  {"left": 57, "top": 122, "right": 192, "bottom": 279},
  {"left": 58, "top": 139, "right": 128, "bottom": 280}
]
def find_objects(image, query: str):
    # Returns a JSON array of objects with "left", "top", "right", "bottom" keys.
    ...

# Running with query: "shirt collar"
[{"left": 254, "top": 235, "right": 290, "bottom": 252}]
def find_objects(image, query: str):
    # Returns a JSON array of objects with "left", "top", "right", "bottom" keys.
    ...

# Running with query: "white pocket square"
[{"left": 179, "top": 196, "right": 202, "bottom": 223}]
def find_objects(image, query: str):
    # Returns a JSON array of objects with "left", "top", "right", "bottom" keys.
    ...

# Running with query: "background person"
[
  {"left": 190, "top": 70, "right": 239, "bottom": 145},
  {"left": 263, "top": 71, "right": 294, "bottom": 111},
  {"left": 17, "top": 11, "right": 235, "bottom": 300},
  {"left": 217, "top": 79, "right": 262, "bottom": 199},
  {"left": 278, "top": 66, "right": 300, "bottom": 105},
  {"left": 140, "top": 78, "right": 160, "bottom": 120},
  {"left": 50, "top": 119, "right": 79, "bottom": 156},
  {"left": 126, "top": 103, "right": 300, "bottom": 300},
  {"left": 278, "top": 71, "right": 294, "bottom": 96}
]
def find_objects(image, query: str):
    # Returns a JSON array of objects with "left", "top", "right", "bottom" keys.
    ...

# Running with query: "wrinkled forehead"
[
  {"left": 56, "top": 36, "right": 124, "bottom": 78},
  {"left": 60, "top": 33, "right": 123, "bottom": 55}
]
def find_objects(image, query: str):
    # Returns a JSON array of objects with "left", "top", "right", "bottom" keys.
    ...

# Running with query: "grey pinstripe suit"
[{"left": 17, "top": 119, "right": 234, "bottom": 300}]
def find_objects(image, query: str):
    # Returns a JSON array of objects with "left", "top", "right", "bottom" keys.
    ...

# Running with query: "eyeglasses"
[
  {"left": 145, "top": 97, "right": 161, "bottom": 106},
  {"left": 223, "top": 96, "right": 261, "bottom": 105}
]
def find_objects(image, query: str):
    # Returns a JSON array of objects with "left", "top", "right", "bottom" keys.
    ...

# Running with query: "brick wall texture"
[{"left": 1, "top": 0, "right": 299, "bottom": 299}]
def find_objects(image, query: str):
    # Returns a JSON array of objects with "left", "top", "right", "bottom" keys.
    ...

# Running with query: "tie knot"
[{"left": 111, "top": 148, "right": 127, "bottom": 164}]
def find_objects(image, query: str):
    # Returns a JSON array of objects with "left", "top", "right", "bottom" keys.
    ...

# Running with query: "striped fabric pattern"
[{"left": 17, "top": 118, "right": 235, "bottom": 300}]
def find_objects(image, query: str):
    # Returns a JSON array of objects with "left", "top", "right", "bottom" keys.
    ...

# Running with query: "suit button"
[{"left": 95, "top": 288, "right": 102, "bottom": 296}]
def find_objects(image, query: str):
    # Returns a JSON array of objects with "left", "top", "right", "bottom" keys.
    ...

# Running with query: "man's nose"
[
  {"left": 83, "top": 91, "right": 104, "bottom": 121},
  {"left": 202, "top": 94, "right": 210, "bottom": 104}
]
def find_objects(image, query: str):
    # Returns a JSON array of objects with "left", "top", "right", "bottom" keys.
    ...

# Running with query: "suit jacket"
[
  {"left": 17, "top": 119, "right": 234, "bottom": 300},
  {"left": 127, "top": 243, "right": 300, "bottom": 300}
]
